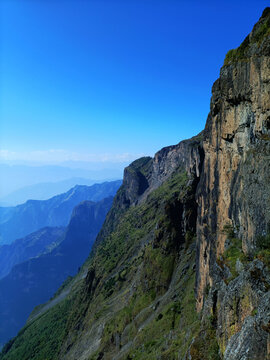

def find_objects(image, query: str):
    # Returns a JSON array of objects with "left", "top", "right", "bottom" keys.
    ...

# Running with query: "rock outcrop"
[
  {"left": 196, "top": 7, "right": 270, "bottom": 307},
  {"left": 194, "top": 8, "right": 270, "bottom": 359}
]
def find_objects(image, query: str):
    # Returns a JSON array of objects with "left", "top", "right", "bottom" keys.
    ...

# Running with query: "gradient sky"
[{"left": 0, "top": 0, "right": 269, "bottom": 166}]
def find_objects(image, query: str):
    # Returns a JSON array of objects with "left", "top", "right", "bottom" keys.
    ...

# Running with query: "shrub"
[{"left": 222, "top": 223, "right": 235, "bottom": 240}]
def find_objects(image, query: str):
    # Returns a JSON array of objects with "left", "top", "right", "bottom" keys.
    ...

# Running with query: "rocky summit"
[{"left": 1, "top": 8, "right": 269, "bottom": 360}]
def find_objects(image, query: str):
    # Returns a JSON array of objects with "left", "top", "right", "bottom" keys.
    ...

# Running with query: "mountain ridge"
[
  {"left": 0, "top": 178, "right": 102, "bottom": 206},
  {"left": 0, "top": 180, "right": 121, "bottom": 245},
  {"left": 0, "top": 226, "right": 65, "bottom": 280}
]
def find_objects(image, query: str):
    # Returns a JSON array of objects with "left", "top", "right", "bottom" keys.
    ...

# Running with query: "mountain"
[
  {"left": 0, "top": 178, "right": 101, "bottom": 206},
  {"left": 1, "top": 8, "right": 269, "bottom": 360},
  {"left": 0, "top": 227, "right": 65, "bottom": 280},
  {"left": 0, "top": 180, "right": 121, "bottom": 245},
  {"left": 0, "top": 164, "right": 124, "bottom": 199},
  {"left": 0, "top": 196, "right": 113, "bottom": 347}
]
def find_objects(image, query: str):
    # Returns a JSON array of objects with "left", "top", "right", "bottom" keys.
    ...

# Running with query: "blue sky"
[{"left": 0, "top": 0, "right": 269, "bottom": 167}]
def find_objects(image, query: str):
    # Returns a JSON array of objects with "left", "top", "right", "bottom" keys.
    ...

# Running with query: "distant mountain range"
[
  {"left": 0, "top": 163, "right": 125, "bottom": 200},
  {"left": 0, "top": 227, "right": 65, "bottom": 280},
  {"left": 0, "top": 180, "right": 121, "bottom": 245},
  {"left": 0, "top": 178, "right": 101, "bottom": 206},
  {"left": 0, "top": 197, "right": 113, "bottom": 346}
]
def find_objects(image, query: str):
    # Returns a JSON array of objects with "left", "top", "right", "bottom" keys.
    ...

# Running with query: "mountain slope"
[
  {"left": 0, "top": 227, "right": 65, "bottom": 280},
  {"left": 1, "top": 8, "right": 269, "bottom": 360},
  {"left": 0, "top": 197, "right": 113, "bottom": 347},
  {"left": 0, "top": 180, "right": 121, "bottom": 245},
  {"left": 0, "top": 136, "right": 203, "bottom": 359}
]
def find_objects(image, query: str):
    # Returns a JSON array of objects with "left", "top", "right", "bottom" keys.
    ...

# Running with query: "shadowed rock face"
[
  {"left": 118, "top": 134, "right": 203, "bottom": 208},
  {"left": 218, "top": 260, "right": 270, "bottom": 360}
]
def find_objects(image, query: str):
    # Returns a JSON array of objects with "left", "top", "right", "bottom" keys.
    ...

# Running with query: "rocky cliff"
[
  {"left": 196, "top": 7, "right": 270, "bottom": 308},
  {"left": 194, "top": 8, "right": 270, "bottom": 359},
  {"left": 0, "top": 8, "right": 269, "bottom": 360}
]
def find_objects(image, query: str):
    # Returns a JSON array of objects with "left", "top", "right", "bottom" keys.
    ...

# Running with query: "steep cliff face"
[
  {"left": 196, "top": 7, "right": 270, "bottom": 308},
  {"left": 116, "top": 134, "right": 203, "bottom": 209},
  {"left": 194, "top": 8, "right": 270, "bottom": 360}
]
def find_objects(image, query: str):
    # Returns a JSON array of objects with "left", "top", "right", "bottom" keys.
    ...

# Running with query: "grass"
[
  {"left": 88, "top": 166, "right": 198, "bottom": 358},
  {"left": 126, "top": 264, "right": 201, "bottom": 359},
  {"left": 224, "top": 11, "right": 270, "bottom": 65},
  {"left": 222, "top": 238, "right": 248, "bottom": 279},
  {"left": 224, "top": 35, "right": 250, "bottom": 65}
]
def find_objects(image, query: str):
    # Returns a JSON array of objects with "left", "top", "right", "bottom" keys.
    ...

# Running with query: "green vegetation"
[
  {"left": 224, "top": 35, "right": 250, "bottom": 65},
  {"left": 256, "top": 232, "right": 270, "bottom": 250},
  {"left": 189, "top": 319, "right": 221, "bottom": 360},
  {"left": 217, "top": 237, "right": 248, "bottom": 280},
  {"left": 218, "top": 226, "right": 269, "bottom": 287},
  {"left": 88, "top": 166, "right": 195, "bottom": 356},
  {"left": 124, "top": 256, "right": 201, "bottom": 359},
  {"left": 224, "top": 238, "right": 246, "bottom": 276},
  {"left": 0, "top": 299, "right": 71, "bottom": 360},
  {"left": 253, "top": 18, "right": 270, "bottom": 44},
  {"left": 93, "top": 167, "right": 196, "bottom": 357},
  {"left": 126, "top": 156, "right": 152, "bottom": 178},
  {"left": 255, "top": 232, "right": 270, "bottom": 268},
  {"left": 224, "top": 11, "right": 270, "bottom": 65},
  {"left": 0, "top": 163, "right": 207, "bottom": 360},
  {"left": 222, "top": 222, "right": 235, "bottom": 240},
  {"left": 51, "top": 275, "right": 73, "bottom": 299}
]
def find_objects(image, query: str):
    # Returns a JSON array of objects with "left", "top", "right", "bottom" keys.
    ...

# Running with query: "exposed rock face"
[
  {"left": 194, "top": 9, "right": 270, "bottom": 360},
  {"left": 118, "top": 134, "right": 203, "bottom": 208},
  {"left": 201, "top": 259, "right": 270, "bottom": 359},
  {"left": 221, "top": 261, "right": 270, "bottom": 360},
  {"left": 196, "top": 9, "right": 270, "bottom": 310},
  {"left": 150, "top": 134, "right": 203, "bottom": 190}
]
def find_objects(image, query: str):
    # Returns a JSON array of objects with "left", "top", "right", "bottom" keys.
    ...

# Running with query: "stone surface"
[{"left": 196, "top": 9, "right": 270, "bottom": 311}]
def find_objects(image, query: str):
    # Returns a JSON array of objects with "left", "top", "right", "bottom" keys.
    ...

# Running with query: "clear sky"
[{"left": 0, "top": 0, "right": 269, "bottom": 167}]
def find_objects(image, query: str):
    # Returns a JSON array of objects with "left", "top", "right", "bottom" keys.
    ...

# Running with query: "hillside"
[
  {"left": 0, "top": 197, "right": 113, "bottom": 347},
  {"left": 0, "top": 180, "right": 121, "bottom": 245},
  {"left": 1, "top": 8, "right": 269, "bottom": 360}
]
